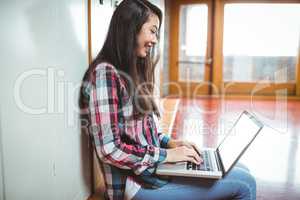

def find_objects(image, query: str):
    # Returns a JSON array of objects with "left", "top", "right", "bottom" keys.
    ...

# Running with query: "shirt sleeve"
[
  {"left": 89, "top": 64, "right": 166, "bottom": 175},
  {"left": 152, "top": 113, "right": 170, "bottom": 148},
  {"left": 158, "top": 132, "right": 170, "bottom": 148}
]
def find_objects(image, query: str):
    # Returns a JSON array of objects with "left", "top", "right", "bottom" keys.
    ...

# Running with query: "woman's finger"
[
  {"left": 184, "top": 141, "right": 202, "bottom": 158},
  {"left": 185, "top": 148, "right": 202, "bottom": 164},
  {"left": 185, "top": 155, "right": 198, "bottom": 164},
  {"left": 190, "top": 142, "right": 202, "bottom": 156}
]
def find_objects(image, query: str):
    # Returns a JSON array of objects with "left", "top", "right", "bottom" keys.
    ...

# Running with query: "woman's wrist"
[
  {"left": 166, "top": 139, "right": 175, "bottom": 148},
  {"left": 164, "top": 148, "right": 173, "bottom": 163},
  {"left": 167, "top": 139, "right": 181, "bottom": 149}
]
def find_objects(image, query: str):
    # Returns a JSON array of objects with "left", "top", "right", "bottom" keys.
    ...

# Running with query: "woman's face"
[{"left": 136, "top": 14, "right": 160, "bottom": 58}]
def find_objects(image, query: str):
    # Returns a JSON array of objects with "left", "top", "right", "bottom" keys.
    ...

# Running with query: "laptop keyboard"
[{"left": 186, "top": 150, "right": 213, "bottom": 171}]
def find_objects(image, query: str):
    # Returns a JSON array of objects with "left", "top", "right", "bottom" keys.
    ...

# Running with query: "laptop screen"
[{"left": 217, "top": 111, "right": 263, "bottom": 173}]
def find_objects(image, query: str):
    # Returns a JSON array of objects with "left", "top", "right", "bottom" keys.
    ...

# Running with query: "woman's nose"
[{"left": 152, "top": 35, "right": 158, "bottom": 44}]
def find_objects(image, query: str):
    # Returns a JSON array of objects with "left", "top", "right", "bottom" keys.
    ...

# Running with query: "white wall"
[
  {"left": 90, "top": 0, "right": 114, "bottom": 59},
  {"left": 0, "top": 0, "right": 91, "bottom": 199},
  {"left": 0, "top": 112, "right": 4, "bottom": 200}
]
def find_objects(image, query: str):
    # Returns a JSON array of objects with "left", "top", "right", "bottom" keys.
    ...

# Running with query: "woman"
[{"left": 80, "top": 0, "right": 256, "bottom": 200}]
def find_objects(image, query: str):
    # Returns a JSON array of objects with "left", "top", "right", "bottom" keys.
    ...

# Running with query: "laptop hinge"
[
  {"left": 215, "top": 149, "right": 225, "bottom": 175},
  {"left": 214, "top": 151, "right": 221, "bottom": 171}
]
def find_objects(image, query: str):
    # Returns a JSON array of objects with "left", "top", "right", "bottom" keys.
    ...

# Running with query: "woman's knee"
[
  {"left": 230, "top": 168, "right": 257, "bottom": 199},
  {"left": 228, "top": 167, "right": 256, "bottom": 185},
  {"left": 235, "top": 163, "right": 250, "bottom": 172},
  {"left": 240, "top": 169, "right": 256, "bottom": 190},
  {"left": 235, "top": 180, "right": 255, "bottom": 200}
]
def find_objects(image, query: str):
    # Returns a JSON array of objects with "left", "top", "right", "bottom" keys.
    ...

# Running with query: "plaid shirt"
[{"left": 81, "top": 63, "right": 170, "bottom": 200}]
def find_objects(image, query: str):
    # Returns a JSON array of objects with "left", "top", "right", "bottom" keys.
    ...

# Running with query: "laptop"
[{"left": 156, "top": 111, "right": 264, "bottom": 179}]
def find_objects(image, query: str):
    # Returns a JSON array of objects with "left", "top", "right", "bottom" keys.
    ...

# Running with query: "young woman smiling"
[{"left": 79, "top": 0, "right": 256, "bottom": 199}]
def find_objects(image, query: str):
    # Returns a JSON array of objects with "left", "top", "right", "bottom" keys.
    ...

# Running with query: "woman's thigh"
[{"left": 132, "top": 165, "right": 256, "bottom": 200}]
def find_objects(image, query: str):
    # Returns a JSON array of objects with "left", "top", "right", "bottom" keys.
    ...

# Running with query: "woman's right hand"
[{"left": 164, "top": 146, "right": 203, "bottom": 165}]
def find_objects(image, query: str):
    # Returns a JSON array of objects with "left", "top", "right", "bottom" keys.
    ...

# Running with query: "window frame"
[
  {"left": 169, "top": 0, "right": 214, "bottom": 97},
  {"left": 212, "top": 0, "right": 300, "bottom": 97}
]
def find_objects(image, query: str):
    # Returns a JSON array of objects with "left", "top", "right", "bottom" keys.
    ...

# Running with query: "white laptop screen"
[{"left": 218, "top": 112, "right": 262, "bottom": 173}]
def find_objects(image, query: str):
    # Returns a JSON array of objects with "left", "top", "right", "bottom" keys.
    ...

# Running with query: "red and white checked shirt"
[{"left": 81, "top": 63, "right": 170, "bottom": 200}]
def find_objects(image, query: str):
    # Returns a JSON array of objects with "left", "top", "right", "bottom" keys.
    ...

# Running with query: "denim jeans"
[{"left": 132, "top": 164, "right": 256, "bottom": 200}]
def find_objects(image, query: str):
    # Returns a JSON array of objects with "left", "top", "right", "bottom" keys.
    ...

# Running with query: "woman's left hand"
[{"left": 167, "top": 139, "right": 202, "bottom": 156}]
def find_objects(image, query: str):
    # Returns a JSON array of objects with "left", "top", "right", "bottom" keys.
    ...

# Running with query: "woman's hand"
[
  {"left": 164, "top": 139, "right": 203, "bottom": 165},
  {"left": 167, "top": 139, "right": 201, "bottom": 155}
]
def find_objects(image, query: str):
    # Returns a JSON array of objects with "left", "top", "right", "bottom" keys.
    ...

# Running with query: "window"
[
  {"left": 178, "top": 4, "right": 208, "bottom": 82},
  {"left": 223, "top": 4, "right": 300, "bottom": 83}
]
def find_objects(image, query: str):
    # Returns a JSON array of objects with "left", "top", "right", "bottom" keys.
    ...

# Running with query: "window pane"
[
  {"left": 178, "top": 4, "right": 208, "bottom": 82},
  {"left": 223, "top": 4, "right": 300, "bottom": 82}
]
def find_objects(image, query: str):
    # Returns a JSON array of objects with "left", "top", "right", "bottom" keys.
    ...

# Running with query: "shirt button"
[{"left": 142, "top": 162, "right": 148, "bottom": 166}]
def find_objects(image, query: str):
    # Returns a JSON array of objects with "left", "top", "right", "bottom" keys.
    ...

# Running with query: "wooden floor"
[{"left": 172, "top": 98, "right": 300, "bottom": 200}]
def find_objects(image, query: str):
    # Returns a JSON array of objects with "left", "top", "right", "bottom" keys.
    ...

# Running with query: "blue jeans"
[{"left": 132, "top": 164, "right": 256, "bottom": 200}]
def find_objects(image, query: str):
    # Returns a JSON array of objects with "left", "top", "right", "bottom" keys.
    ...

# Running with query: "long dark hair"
[{"left": 82, "top": 0, "right": 162, "bottom": 119}]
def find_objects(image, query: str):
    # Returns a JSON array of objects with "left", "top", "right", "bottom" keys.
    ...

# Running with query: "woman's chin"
[{"left": 137, "top": 52, "right": 147, "bottom": 58}]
